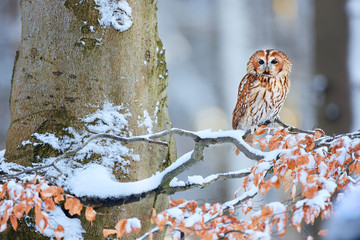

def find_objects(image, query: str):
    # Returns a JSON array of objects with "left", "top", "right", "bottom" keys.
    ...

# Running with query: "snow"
[
  {"left": 184, "top": 213, "right": 202, "bottom": 227},
  {"left": 166, "top": 207, "right": 184, "bottom": 219},
  {"left": 21, "top": 140, "right": 32, "bottom": 146},
  {"left": 82, "top": 102, "right": 131, "bottom": 135},
  {"left": 7, "top": 180, "right": 23, "bottom": 199},
  {"left": 326, "top": 187, "right": 360, "bottom": 240},
  {"left": 95, "top": 0, "right": 133, "bottom": 32},
  {"left": 67, "top": 151, "right": 193, "bottom": 197},
  {"left": 138, "top": 110, "right": 153, "bottom": 134},
  {"left": 32, "top": 133, "right": 64, "bottom": 152},
  {"left": 267, "top": 201, "right": 286, "bottom": 215},
  {"left": 43, "top": 206, "right": 85, "bottom": 240},
  {"left": 192, "top": 128, "right": 274, "bottom": 159},
  {"left": 223, "top": 187, "right": 257, "bottom": 210},
  {"left": 187, "top": 175, "right": 204, "bottom": 185},
  {"left": 8, "top": 102, "right": 141, "bottom": 194},
  {"left": 126, "top": 218, "right": 141, "bottom": 233},
  {"left": 0, "top": 150, "right": 24, "bottom": 174},
  {"left": 169, "top": 177, "right": 185, "bottom": 187}
]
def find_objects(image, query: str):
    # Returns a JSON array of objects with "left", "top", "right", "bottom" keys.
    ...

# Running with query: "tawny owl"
[{"left": 232, "top": 49, "right": 292, "bottom": 131}]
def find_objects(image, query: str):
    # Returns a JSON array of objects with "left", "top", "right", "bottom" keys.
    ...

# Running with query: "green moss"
[
  {"left": 74, "top": 37, "right": 102, "bottom": 55},
  {"left": 155, "top": 39, "right": 168, "bottom": 81},
  {"left": 31, "top": 110, "right": 79, "bottom": 161},
  {"left": 64, "top": 0, "right": 99, "bottom": 27}
]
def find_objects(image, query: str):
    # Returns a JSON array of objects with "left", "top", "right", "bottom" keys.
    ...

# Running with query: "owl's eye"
[
  {"left": 258, "top": 60, "right": 265, "bottom": 65},
  {"left": 271, "top": 60, "right": 278, "bottom": 64}
]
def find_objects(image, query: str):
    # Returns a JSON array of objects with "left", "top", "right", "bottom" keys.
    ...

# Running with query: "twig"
[
  {"left": 275, "top": 118, "right": 315, "bottom": 134},
  {"left": 0, "top": 133, "right": 168, "bottom": 180},
  {"left": 315, "top": 131, "right": 360, "bottom": 148}
]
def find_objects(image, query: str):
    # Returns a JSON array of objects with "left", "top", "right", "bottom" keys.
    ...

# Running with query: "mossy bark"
[{"left": 4, "top": 0, "right": 175, "bottom": 239}]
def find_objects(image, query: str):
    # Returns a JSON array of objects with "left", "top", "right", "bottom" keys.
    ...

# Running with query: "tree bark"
[
  {"left": 315, "top": 0, "right": 351, "bottom": 134},
  {"left": 4, "top": 0, "right": 175, "bottom": 239}
]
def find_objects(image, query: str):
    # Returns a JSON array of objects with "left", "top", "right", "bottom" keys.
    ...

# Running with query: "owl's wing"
[{"left": 232, "top": 73, "right": 256, "bottom": 130}]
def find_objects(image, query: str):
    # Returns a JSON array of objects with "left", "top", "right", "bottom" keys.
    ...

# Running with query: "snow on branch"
[
  {"left": 1, "top": 127, "right": 263, "bottom": 182},
  {"left": 1, "top": 127, "right": 259, "bottom": 206},
  {"left": 2, "top": 120, "right": 360, "bottom": 239}
]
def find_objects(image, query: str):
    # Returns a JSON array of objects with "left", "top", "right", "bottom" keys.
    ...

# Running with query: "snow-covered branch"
[
  {"left": 0, "top": 133, "right": 168, "bottom": 181},
  {"left": 75, "top": 148, "right": 251, "bottom": 207},
  {"left": 3, "top": 122, "right": 360, "bottom": 239}
]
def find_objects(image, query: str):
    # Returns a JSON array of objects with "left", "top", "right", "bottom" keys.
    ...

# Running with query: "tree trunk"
[
  {"left": 5, "top": 0, "right": 175, "bottom": 239},
  {"left": 315, "top": 0, "right": 351, "bottom": 134}
]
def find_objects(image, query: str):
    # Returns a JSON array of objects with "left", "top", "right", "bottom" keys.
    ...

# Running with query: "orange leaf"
[
  {"left": 35, "top": 204, "right": 49, "bottom": 234},
  {"left": 9, "top": 215, "right": 18, "bottom": 231},
  {"left": 115, "top": 219, "right": 127, "bottom": 238},
  {"left": 288, "top": 159, "right": 296, "bottom": 170},
  {"left": 259, "top": 180, "right": 273, "bottom": 195},
  {"left": 297, "top": 155, "right": 309, "bottom": 166},
  {"left": 54, "top": 225, "right": 65, "bottom": 240},
  {"left": 254, "top": 125, "right": 267, "bottom": 135},
  {"left": 273, "top": 177, "right": 281, "bottom": 189},
  {"left": 13, "top": 202, "right": 26, "bottom": 219},
  {"left": 187, "top": 201, "right": 198, "bottom": 213},
  {"left": 241, "top": 199, "right": 253, "bottom": 215},
  {"left": 85, "top": 206, "right": 96, "bottom": 223},
  {"left": 314, "top": 129, "right": 325, "bottom": 139},
  {"left": 269, "top": 138, "right": 282, "bottom": 151},
  {"left": 355, "top": 162, "right": 360, "bottom": 175},
  {"left": 150, "top": 208, "right": 156, "bottom": 224},
  {"left": 126, "top": 219, "right": 141, "bottom": 235},
  {"left": 0, "top": 183, "right": 7, "bottom": 199},
  {"left": 318, "top": 229, "right": 328, "bottom": 236},
  {"left": 64, "top": 197, "right": 83, "bottom": 216},
  {"left": 24, "top": 202, "right": 33, "bottom": 215},
  {"left": 305, "top": 137, "right": 315, "bottom": 152},
  {"left": 155, "top": 213, "right": 167, "bottom": 231},
  {"left": 54, "top": 194, "right": 64, "bottom": 204},
  {"left": 170, "top": 199, "right": 185, "bottom": 207},
  {"left": 41, "top": 186, "right": 60, "bottom": 199},
  {"left": 260, "top": 206, "right": 273, "bottom": 220},
  {"left": 44, "top": 198, "right": 55, "bottom": 211},
  {"left": 103, "top": 229, "right": 117, "bottom": 238},
  {"left": 303, "top": 186, "right": 318, "bottom": 199}
]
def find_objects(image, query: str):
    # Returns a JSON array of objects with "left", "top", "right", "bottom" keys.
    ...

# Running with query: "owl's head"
[{"left": 247, "top": 49, "right": 292, "bottom": 77}]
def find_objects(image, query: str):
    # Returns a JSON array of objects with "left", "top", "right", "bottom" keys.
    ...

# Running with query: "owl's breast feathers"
[{"left": 232, "top": 73, "right": 289, "bottom": 130}]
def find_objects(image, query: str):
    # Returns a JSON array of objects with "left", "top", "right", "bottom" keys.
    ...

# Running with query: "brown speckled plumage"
[{"left": 232, "top": 49, "right": 292, "bottom": 130}]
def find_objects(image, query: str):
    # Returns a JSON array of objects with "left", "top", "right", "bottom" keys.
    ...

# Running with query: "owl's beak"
[{"left": 265, "top": 66, "right": 270, "bottom": 72}]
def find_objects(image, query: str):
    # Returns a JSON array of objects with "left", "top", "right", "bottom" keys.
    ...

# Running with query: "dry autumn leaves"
[{"left": 1, "top": 125, "right": 360, "bottom": 239}]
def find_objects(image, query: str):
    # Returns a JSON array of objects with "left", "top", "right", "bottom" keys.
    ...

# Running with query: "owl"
[{"left": 232, "top": 49, "right": 292, "bottom": 131}]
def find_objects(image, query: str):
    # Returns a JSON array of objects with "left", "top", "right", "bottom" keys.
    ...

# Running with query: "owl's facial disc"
[{"left": 257, "top": 57, "right": 267, "bottom": 74}]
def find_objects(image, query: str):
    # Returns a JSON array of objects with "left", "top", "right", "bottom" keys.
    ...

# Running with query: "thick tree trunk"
[
  {"left": 315, "top": 0, "right": 351, "bottom": 134},
  {"left": 5, "top": 0, "right": 175, "bottom": 239}
]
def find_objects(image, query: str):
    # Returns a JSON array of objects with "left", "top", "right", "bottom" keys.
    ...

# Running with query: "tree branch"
[
  {"left": 78, "top": 158, "right": 251, "bottom": 207},
  {"left": 275, "top": 118, "right": 316, "bottom": 135},
  {"left": 1, "top": 128, "right": 264, "bottom": 181}
]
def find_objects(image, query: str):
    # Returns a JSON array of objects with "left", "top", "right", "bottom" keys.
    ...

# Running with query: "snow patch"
[
  {"left": 19, "top": 102, "right": 138, "bottom": 188},
  {"left": 95, "top": 0, "right": 133, "bottom": 32},
  {"left": 67, "top": 151, "right": 193, "bottom": 198},
  {"left": 43, "top": 206, "right": 85, "bottom": 240},
  {"left": 138, "top": 110, "right": 153, "bottom": 134}
]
